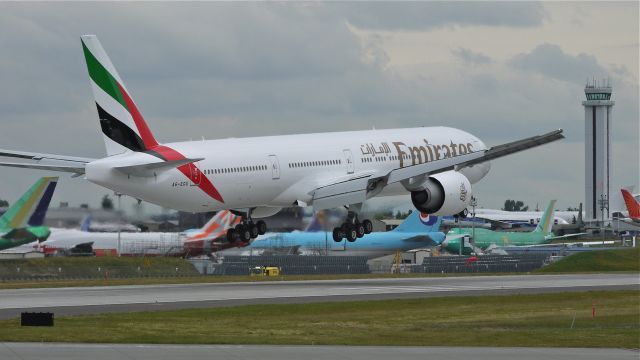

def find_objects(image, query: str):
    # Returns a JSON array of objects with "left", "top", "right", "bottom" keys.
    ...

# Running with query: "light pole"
[
  {"left": 115, "top": 192, "right": 122, "bottom": 257},
  {"left": 598, "top": 194, "right": 609, "bottom": 245},
  {"left": 470, "top": 196, "right": 477, "bottom": 241}
]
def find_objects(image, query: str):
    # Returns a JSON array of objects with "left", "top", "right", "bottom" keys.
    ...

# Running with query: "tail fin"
[
  {"left": 80, "top": 214, "right": 92, "bottom": 232},
  {"left": 81, "top": 35, "right": 159, "bottom": 156},
  {"left": 621, "top": 189, "right": 640, "bottom": 219},
  {"left": 0, "top": 177, "right": 58, "bottom": 229},
  {"left": 393, "top": 211, "right": 442, "bottom": 233},
  {"left": 187, "top": 210, "right": 242, "bottom": 241},
  {"left": 534, "top": 200, "right": 556, "bottom": 233},
  {"left": 305, "top": 211, "right": 327, "bottom": 232}
]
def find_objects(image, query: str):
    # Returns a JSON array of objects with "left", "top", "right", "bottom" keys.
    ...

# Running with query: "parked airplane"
[
  {"left": 0, "top": 35, "right": 563, "bottom": 245},
  {"left": 229, "top": 211, "right": 444, "bottom": 259},
  {"left": 442, "top": 200, "right": 582, "bottom": 255},
  {"left": 38, "top": 210, "right": 241, "bottom": 256},
  {"left": 0, "top": 177, "right": 58, "bottom": 250},
  {"left": 621, "top": 189, "right": 640, "bottom": 222}
]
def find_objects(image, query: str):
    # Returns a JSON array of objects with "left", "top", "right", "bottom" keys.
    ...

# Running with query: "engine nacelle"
[{"left": 410, "top": 171, "right": 472, "bottom": 215}]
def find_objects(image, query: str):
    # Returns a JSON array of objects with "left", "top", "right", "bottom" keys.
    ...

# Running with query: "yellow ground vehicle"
[{"left": 249, "top": 266, "right": 280, "bottom": 276}]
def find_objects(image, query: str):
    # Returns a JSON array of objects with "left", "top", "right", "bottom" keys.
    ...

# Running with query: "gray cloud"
[
  {"left": 337, "top": 2, "right": 547, "bottom": 30},
  {"left": 0, "top": 2, "right": 636, "bottom": 213},
  {"left": 451, "top": 47, "right": 492, "bottom": 65},
  {"left": 508, "top": 43, "right": 609, "bottom": 84}
]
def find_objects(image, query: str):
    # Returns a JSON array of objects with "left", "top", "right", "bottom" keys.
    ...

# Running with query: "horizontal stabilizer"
[
  {"left": 0, "top": 148, "right": 95, "bottom": 163},
  {"left": 115, "top": 157, "right": 204, "bottom": 176},
  {"left": 0, "top": 161, "right": 85, "bottom": 175}
]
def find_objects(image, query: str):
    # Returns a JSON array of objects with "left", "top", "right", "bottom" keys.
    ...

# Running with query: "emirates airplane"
[{"left": 0, "top": 35, "right": 564, "bottom": 244}]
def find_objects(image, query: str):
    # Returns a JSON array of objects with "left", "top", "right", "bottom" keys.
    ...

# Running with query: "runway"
[
  {"left": 0, "top": 274, "right": 637, "bottom": 319},
  {"left": 1, "top": 343, "right": 637, "bottom": 360}
]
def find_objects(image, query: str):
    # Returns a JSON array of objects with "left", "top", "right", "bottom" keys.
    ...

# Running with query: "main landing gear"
[
  {"left": 332, "top": 212, "right": 373, "bottom": 243},
  {"left": 226, "top": 210, "right": 267, "bottom": 243}
]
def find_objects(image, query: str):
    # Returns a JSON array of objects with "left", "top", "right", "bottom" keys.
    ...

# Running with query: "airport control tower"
[{"left": 583, "top": 79, "right": 614, "bottom": 221}]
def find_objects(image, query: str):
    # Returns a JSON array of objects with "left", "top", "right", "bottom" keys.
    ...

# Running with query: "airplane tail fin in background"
[
  {"left": 80, "top": 214, "right": 92, "bottom": 232},
  {"left": 186, "top": 210, "right": 242, "bottom": 241},
  {"left": 534, "top": 200, "right": 556, "bottom": 233},
  {"left": 81, "top": 35, "right": 159, "bottom": 156},
  {"left": 0, "top": 177, "right": 58, "bottom": 229},
  {"left": 621, "top": 189, "right": 640, "bottom": 220},
  {"left": 393, "top": 211, "right": 441, "bottom": 233},
  {"left": 305, "top": 211, "right": 327, "bottom": 232}
]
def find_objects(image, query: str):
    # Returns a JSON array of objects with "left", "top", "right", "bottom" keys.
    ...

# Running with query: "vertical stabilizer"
[
  {"left": 534, "top": 200, "right": 556, "bottom": 233},
  {"left": 393, "top": 211, "right": 441, "bottom": 233},
  {"left": 621, "top": 189, "right": 640, "bottom": 219},
  {"left": 81, "top": 35, "right": 158, "bottom": 156},
  {"left": 186, "top": 211, "right": 241, "bottom": 241},
  {"left": 0, "top": 177, "right": 58, "bottom": 229}
]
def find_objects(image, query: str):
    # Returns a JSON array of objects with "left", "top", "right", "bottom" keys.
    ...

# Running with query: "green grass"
[
  {"left": 536, "top": 247, "right": 640, "bottom": 273},
  {"left": 0, "top": 256, "right": 200, "bottom": 279},
  {"left": 0, "top": 290, "right": 638, "bottom": 348}
]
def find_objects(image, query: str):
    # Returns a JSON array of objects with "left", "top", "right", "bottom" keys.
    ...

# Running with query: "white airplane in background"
[
  {"left": 0, "top": 35, "right": 564, "bottom": 244},
  {"left": 471, "top": 208, "right": 580, "bottom": 228},
  {"left": 18, "top": 210, "right": 241, "bottom": 257}
]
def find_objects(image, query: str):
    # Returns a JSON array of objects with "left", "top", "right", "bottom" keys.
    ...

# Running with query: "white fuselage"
[{"left": 86, "top": 127, "right": 490, "bottom": 213}]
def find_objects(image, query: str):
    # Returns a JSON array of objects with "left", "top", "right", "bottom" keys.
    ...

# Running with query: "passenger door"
[
  {"left": 343, "top": 149, "right": 354, "bottom": 174},
  {"left": 269, "top": 155, "right": 280, "bottom": 180}
]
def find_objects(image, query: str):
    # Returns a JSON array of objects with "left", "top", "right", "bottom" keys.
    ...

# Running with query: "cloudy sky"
[{"left": 0, "top": 2, "right": 637, "bottom": 214}]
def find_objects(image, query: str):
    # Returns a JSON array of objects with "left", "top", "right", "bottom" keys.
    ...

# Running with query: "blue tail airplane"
[{"left": 239, "top": 211, "right": 445, "bottom": 259}]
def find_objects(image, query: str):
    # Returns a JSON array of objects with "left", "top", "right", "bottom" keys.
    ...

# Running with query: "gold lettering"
[
  {"left": 458, "top": 143, "right": 468, "bottom": 155},
  {"left": 423, "top": 140, "right": 434, "bottom": 163},
  {"left": 441, "top": 144, "right": 451, "bottom": 158},
  {"left": 393, "top": 141, "right": 407, "bottom": 168},
  {"left": 450, "top": 141, "right": 458, "bottom": 157},
  {"left": 410, "top": 146, "right": 428, "bottom": 165}
]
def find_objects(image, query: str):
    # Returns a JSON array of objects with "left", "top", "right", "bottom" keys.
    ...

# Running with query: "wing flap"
[{"left": 311, "top": 174, "right": 372, "bottom": 210}]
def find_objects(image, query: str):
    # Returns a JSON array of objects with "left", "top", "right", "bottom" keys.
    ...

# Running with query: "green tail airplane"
[
  {"left": 0, "top": 177, "right": 58, "bottom": 251},
  {"left": 442, "top": 200, "right": 576, "bottom": 255}
]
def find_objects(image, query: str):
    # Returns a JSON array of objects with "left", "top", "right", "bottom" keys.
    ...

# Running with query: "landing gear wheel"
[
  {"left": 458, "top": 209, "right": 469, "bottom": 218},
  {"left": 256, "top": 220, "right": 267, "bottom": 235},
  {"left": 356, "top": 223, "right": 365, "bottom": 238},
  {"left": 345, "top": 226, "right": 357, "bottom": 242},
  {"left": 236, "top": 225, "right": 251, "bottom": 242},
  {"left": 226, "top": 228, "right": 238, "bottom": 243},
  {"left": 332, "top": 227, "right": 344, "bottom": 242},
  {"left": 362, "top": 219, "right": 373, "bottom": 234},
  {"left": 249, "top": 223, "right": 259, "bottom": 239}
]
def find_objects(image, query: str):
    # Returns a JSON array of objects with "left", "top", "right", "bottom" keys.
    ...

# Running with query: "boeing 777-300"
[{"left": 0, "top": 35, "right": 564, "bottom": 245}]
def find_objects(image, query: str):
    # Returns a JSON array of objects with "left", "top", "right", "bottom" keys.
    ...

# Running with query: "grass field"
[
  {"left": 536, "top": 247, "right": 640, "bottom": 273},
  {"left": 0, "top": 290, "right": 638, "bottom": 348}
]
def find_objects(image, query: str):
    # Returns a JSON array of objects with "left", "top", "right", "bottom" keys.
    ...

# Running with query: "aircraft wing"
[
  {"left": 403, "top": 234, "right": 446, "bottom": 246},
  {"left": 0, "top": 148, "right": 94, "bottom": 175},
  {"left": 547, "top": 232, "right": 588, "bottom": 240},
  {"left": 311, "top": 129, "right": 563, "bottom": 210},
  {"left": 386, "top": 129, "right": 564, "bottom": 184}
]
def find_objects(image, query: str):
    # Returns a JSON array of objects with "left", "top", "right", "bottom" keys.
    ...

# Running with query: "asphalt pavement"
[
  {"left": 1, "top": 343, "right": 637, "bottom": 360},
  {"left": 0, "top": 273, "right": 637, "bottom": 319}
]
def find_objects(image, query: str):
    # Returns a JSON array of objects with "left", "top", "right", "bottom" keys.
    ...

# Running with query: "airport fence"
[
  {"left": 202, "top": 255, "right": 371, "bottom": 275},
  {"left": 411, "top": 253, "right": 550, "bottom": 274}
]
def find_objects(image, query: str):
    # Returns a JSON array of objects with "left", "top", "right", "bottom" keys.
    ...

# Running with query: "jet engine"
[{"left": 410, "top": 171, "right": 472, "bottom": 216}]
